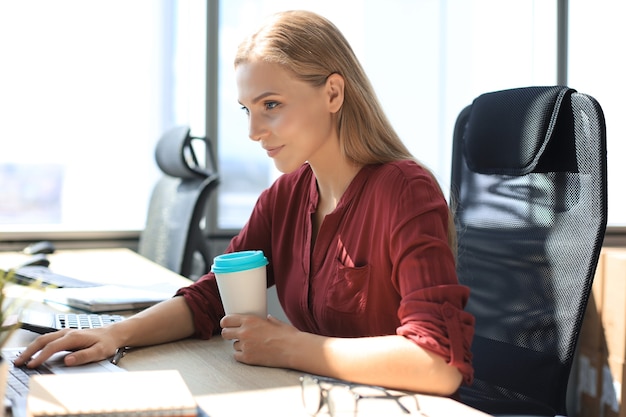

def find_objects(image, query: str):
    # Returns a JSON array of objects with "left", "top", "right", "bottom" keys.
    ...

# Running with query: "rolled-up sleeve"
[
  {"left": 175, "top": 274, "right": 224, "bottom": 339},
  {"left": 397, "top": 288, "right": 475, "bottom": 385}
]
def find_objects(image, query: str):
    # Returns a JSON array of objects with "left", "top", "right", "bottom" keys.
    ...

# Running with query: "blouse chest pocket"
[{"left": 325, "top": 262, "right": 370, "bottom": 315}]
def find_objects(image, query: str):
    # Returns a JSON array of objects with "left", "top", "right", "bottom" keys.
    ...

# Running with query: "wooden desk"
[
  {"left": 119, "top": 338, "right": 492, "bottom": 417},
  {"left": 1, "top": 249, "right": 492, "bottom": 417}
]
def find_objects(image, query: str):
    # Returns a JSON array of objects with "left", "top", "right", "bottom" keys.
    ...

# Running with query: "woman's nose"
[{"left": 248, "top": 113, "right": 265, "bottom": 142}]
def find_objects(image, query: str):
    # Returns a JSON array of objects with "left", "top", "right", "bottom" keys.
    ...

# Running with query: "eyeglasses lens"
[
  {"left": 327, "top": 385, "right": 358, "bottom": 417},
  {"left": 301, "top": 375, "right": 323, "bottom": 415}
]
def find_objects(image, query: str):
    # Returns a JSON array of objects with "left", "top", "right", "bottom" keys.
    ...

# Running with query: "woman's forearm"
[
  {"left": 287, "top": 332, "right": 462, "bottom": 396},
  {"left": 112, "top": 296, "right": 196, "bottom": 348}
]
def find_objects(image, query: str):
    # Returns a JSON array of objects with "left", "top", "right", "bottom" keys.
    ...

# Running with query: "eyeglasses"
[{"left": 299, "top": 374, "right": 422, "bottom": 416}]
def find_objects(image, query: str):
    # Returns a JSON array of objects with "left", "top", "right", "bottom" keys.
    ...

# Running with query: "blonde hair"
[{"left": 235, "top": 10, "right": 457, "bottom": 253}]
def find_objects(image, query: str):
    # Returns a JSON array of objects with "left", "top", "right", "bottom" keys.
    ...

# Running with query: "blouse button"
[{"left": 443, "top": 305, "right": 455, "bottom": 318}]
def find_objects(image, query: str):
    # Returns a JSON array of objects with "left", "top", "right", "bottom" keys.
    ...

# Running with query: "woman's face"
[{"left": 236, "top": 60, "right": 342, "bottom": 174}]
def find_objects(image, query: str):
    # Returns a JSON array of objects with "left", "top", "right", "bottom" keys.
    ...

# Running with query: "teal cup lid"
[{"left": 211, "top": 250, "right": 268, "bottom": 274}]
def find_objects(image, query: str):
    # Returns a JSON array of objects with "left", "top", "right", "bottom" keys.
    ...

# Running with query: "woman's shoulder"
[
  {"left": 364, "top": 160, "right": 448, "bottom": 218},
  {"left": 369, "top": 159, "right": 436, "bottom": 186},
  {"left": 361, "top": 160, "right": 446, "bottom": 207}
]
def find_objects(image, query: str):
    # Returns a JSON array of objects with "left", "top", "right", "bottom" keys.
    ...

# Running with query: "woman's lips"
[{"left": 265, "top": 145, "right": 283, "bottom": 158}]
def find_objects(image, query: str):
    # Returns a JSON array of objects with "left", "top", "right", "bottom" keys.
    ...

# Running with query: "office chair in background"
[
  {"left": 138, "top": 126, "right": 219, "bottom": 281},
  {"left": 450, "top": 86, "right": 607, "bottom": 416}
]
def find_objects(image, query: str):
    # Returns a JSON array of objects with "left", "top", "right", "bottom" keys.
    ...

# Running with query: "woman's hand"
[
  {"left": 220, "top": 314, "right": 300, "bottom": 368},
  {"left": 13, "top": 326, "right": 120, "bottom": 368}
]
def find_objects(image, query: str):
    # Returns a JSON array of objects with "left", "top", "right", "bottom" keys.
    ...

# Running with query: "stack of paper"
[{"left": 43, "top": 285, "right": 171, "bottom": 312}]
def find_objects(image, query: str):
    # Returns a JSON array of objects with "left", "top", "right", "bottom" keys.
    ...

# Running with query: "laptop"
[
  {"left": 12, "top": 266, "right": 101, "bottom": 288},
  {"left": 3, "top": 347, "right": 125, "bottom": 417}
]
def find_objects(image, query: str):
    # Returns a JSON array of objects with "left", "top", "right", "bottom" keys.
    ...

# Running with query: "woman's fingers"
[
  {"left": 13, "top": 329, "right": 70, "bottom": 366},
  {"left": 14, "top": 328, "right": 112, "bottom": 368}
]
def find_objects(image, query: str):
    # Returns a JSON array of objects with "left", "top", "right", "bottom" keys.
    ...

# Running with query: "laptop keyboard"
[
  {"left": 56, "top": 313, "right": 124, "bottom": 330},
  {"left": 6, "top": 360, "right": 52, "bottom": 402}
]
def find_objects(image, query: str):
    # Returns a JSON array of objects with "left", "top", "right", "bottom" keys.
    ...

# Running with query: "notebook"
[
  {"left": 3, "top": 347, "right": 125, "bottom": 417},
  {"left": 27, "top": 369, "right": 197, "bottom": 417},
  {"left": 43, "top": 285, "right": 171, "bottom": 313}
]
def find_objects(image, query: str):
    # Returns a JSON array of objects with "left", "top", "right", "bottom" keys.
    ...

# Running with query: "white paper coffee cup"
[{"left": 211, "top": 250, "right": 269, "bottom": 317}]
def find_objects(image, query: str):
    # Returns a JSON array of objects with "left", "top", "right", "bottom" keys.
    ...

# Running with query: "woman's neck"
[
  {"left": 309, "top": 158, "right": 362, "bottom": 249},
  {"left": 310, "top": 158, "right": 363, "bottom": 210}
]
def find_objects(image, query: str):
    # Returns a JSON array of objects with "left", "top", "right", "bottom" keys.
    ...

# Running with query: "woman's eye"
[
  {"left": 240, "top": 106, "right": 250, "bottom": 116},
  {"left": 265, "top": 101, "right": 278, "bottom": 110}
]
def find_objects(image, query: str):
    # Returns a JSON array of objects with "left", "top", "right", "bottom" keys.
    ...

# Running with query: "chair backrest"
[
  {"left": 139, "top": 126, "right": 219, "bottom": 281},
  {"left": 451, "top": 86, "right": 607, "bottom": 416}
]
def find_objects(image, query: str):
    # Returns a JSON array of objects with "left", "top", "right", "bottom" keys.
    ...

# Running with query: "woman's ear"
[{"left": 325, "top": 73, "right": 345, "bottom": 114}]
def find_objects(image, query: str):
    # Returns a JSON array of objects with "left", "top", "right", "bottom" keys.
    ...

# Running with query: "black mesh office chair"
[
  {"left": 451, "top": 86, "right": 607, "bottom": 416},
  {"left": 138, "top": 125, "right": 219, "bottom": 281}
]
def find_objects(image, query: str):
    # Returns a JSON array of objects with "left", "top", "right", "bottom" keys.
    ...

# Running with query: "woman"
[{"left": 16, "top": 10, "right": 474, "bottom": 396}]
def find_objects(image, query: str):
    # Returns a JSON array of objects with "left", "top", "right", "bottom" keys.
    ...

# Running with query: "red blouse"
[{"left": 176, "top": 160, "right": 474, "bottom": 384}]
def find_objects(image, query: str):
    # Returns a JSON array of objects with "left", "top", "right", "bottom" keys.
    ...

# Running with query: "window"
[
  {"left": 0, "top": 0, "right": 206, "bottom": 236},
  {"left": 568, "top": 0, "right": 626, "bottom": 226},
  {"left": 3, "top": 1, "right": 623, "bottom": 241}
]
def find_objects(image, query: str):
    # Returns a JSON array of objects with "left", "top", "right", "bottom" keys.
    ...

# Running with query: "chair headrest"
[
  {"left": 463, "top": 86, "right": 576, "bottom": 175},
  {"left": 155, "top": 125, "right": 212, "bottom": 179}
]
